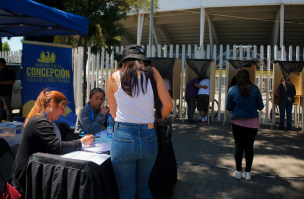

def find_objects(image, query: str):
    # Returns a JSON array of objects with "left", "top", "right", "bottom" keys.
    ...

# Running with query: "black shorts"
[{"left": 197, "top": 94, "right": 209, "bottom": 112}]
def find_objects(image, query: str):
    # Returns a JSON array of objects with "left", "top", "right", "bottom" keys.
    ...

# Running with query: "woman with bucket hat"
[{"left": 107, "top": 45, "right": 173, "bottom": 198}]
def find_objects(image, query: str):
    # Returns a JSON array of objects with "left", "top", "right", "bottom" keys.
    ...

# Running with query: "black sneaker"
[
  {"left": 287, "top": 127, "right": 292, "bottom": 130},
  {"left": 278, "top": 126, "right": 284, "bottom": 130}
]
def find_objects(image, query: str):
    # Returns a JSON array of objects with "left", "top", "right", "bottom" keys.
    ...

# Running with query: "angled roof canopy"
[{"left": 0, "top": 0, "right": 88, "bottom": 37}]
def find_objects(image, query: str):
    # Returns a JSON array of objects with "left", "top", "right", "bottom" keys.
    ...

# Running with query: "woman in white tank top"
[{"left": 107, "top": 45, "right": 172, "bottom": 199}]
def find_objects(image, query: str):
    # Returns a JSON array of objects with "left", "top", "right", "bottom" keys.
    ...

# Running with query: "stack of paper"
[{"left": 62, "top": 151, "right": 110, "bottom": 165}]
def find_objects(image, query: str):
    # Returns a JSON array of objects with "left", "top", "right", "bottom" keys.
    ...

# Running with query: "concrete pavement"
[
  {"left": 1, "top": 120, "right": 304, "bottom": 199},
  {"left": 169, "top": 120, "right": 304, "bottom": 199}
]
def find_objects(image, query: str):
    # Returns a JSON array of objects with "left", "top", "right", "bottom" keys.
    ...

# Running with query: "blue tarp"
[{"left": 0, "top": 0, "right": 88, "bottom": 37}]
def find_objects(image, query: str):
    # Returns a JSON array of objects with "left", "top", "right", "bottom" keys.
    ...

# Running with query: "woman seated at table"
[
  {"left": 75, "top": 88, "right": 109, "bottom": 135},
  {"left": 11, "top": 90, "right": 94, "bottom": 195}
]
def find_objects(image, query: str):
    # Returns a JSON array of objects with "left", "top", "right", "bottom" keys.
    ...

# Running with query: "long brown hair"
[
  {"left": 116, "top": 59, "right": 149, "bottom": 97},
  {"left": 24, "top": 90, "right": 67, "bottom": 126},
  {"left": 236, "top": 67, "right": 256, "bottom": 96}
]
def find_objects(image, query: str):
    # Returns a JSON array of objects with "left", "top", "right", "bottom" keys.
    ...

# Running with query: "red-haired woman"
[{"left": 11, "top": 90, "right": 94, "bottom": 195}]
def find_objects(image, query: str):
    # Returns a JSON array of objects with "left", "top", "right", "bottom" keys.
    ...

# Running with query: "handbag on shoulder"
[{"left": 147, "top": 67, "right": 172, "bottom": 150}]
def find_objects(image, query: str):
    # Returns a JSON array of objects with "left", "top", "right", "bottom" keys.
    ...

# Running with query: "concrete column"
[
  {"left": 271, "top": 10, "right": 280, "bottom": 47},
  {"left": 137, "top": 13, "right": 144, "bottom": 46},
  {"left": 149, "top": 0, "right": 154, "bottom": 57},
  {"left": 206, "top": 14, "right": 213, "bottom": 50},
  {"left": 280, "top": 4, "right": 284, "bottom": 48},
  {"left": 200, "top": 7, "right": 205, "bottom": 47}
]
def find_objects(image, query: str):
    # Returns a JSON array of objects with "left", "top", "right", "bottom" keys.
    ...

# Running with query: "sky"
[{"left": 2, "top": 37, "right": 23, "bottom": 51}]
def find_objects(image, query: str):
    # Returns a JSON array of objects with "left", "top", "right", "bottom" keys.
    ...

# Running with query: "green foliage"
[
  {"left": 124, "top": 0, "right": 159, "bottom": 14},
  {"left": 32, "top": 0, "right": 158, "bottom": 59},
  {"left": 2, "top": 42, "right": 10, "bottom": 52}
]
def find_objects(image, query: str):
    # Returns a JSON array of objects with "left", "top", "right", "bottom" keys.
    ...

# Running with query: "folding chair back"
[{"left": 0, "top": 138, "right": 15, "bottom": 184}]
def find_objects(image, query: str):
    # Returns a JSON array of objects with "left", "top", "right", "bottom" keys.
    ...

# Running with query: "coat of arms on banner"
[{"left": 37, "top": 51, "right": 56, "bottom": 63}]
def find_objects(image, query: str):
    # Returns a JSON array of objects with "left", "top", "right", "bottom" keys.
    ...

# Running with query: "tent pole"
[{"left": 83, "top": 35, "right": 88, "bottom": 107}]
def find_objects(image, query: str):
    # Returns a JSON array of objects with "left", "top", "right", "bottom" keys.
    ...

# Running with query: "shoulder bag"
[{"left": 147, "top": 67, "right": 172, "bottom": 150}]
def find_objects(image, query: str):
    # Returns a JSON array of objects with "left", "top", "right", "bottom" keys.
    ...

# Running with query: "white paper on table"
[
  {"left": 81, "top": 135, "right": 111, "bottom": 154},
  {"left": 61, "top": 151, "right": 110, "bottom": 165},
  {"left": 82, "top": 141, "right": 111, "bottom": 153}
]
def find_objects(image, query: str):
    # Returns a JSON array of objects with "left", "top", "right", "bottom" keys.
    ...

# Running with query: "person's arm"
[
  {"left": 0, "top": 80, "right": 15, "bottom": 84},
  {"left": 153, "top": 67, "right": 173, "bottom": 119},
  {"left": 194, "top": 83, "right": 208, "bottom": 89},
  {"left": 225, "top": 89, "right": 234, "bottom": 111},
  {"left": 33, "top": 118, "right": 84, "bottom": 153},
  {"left": 77, "top": 107, "right": 106, "bottom": 135},
  {"left": 277, "top": 83, "right": 282, "bottom": 95},
  {"left": 107, "top": 72, "right": 118, "bottom": 119},
  {"left": 256, "top": 90, "right": 264, "bottom": 110}
]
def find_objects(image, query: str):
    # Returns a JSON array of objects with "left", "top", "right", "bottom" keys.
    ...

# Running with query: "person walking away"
[
  {"left": 0, "top": 58, "right": 16, "bottom": 122},
  {"left": 197, "top": 76, "right": 210, "bottom": 124},
  {"left": 226, "top": 67, "right": 264, "bottom": 181},
  {"left": 107, "top": 45, "right": 173, "bottom": 199},
  {"left": 185, "top": 77, "right": 206, "bottom": 123},
  {"left": 277, "top": 76, "right": 296, "bottom": 130}
]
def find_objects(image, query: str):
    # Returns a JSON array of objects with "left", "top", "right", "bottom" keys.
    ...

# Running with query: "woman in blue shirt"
[
  {"left": 75, "top": 88, "right": 109, "bottom": 135},
  {"left": 226, "top": 67, "right": 264, "bottom": 181}
]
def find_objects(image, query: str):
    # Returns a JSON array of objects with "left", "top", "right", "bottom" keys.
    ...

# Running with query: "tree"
[
  {"left": 26, "top": 0, "right": 158, "bottom": 57},
  {"left": 2, "top": 41, "right": 11, "bottom": 52}
]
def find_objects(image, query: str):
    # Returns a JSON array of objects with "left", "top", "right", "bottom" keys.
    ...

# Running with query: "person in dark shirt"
[
  {"left": 230, "top": 76, "right": 237, "bottom": 87},
  {"left": 0, "top": 58, "right": 16, "bottom": 122},
  {"left": 277, "top": 76, "right": 296, "bottom": 130},
  {"left": 11, "top": 90, "right": 94, "bottom": 195},
  {"left": 185, "top": 78, "right": 200, "bottom": 123}
]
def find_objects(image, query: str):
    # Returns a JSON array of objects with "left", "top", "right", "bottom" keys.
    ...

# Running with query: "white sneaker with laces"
[
  {"left": 242, "top": 171, "right": 251, "bottom": 181},
  {"left": 234, "top": 171, "right": 242, "bottom": 180}
]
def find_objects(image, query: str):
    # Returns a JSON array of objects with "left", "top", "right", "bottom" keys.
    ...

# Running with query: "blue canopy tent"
[
  {"left": 0, "top": 0, "right": 88, "bottom": 36},
  {"left": 0, "top": 0, "right": 89, "bottom": 125}
]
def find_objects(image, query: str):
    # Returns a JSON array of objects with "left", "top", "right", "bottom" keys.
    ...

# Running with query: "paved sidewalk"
[
  {"left": 169, "top": 120, "right": 304, "bottom": 199},
  {"left": 1, "top": 120, "right": 304, "bottom": 199}
]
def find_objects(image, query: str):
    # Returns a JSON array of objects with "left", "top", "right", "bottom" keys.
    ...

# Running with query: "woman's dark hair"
[
  {"left": 116, "top": 59, "right": 149, "bottom": 97},
  {"left": 236, "top": 67, "right": 256, "bottom": 96},
  {"left": 0, "top": 58, "right": 6, "bottom": 65},
  {"left": 89, "top": 88, "right": 105, "bottom": 99},
  {"left": 230, "top": 76, "right": 237, "bottom": 87}
]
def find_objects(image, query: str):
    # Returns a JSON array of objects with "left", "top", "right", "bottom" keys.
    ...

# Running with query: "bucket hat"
[{"left": 119, "top": 45, "right": 151, "bottom": 67}]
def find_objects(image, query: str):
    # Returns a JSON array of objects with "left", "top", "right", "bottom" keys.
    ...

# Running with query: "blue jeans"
[
  {"left": 279, "top": 101, "right": 293, "bottom": 128},
  {"left": 0, "top": 96, "right": 13, "bottom": 122},
  {"left": 111, "top": 122, "right": 158, "bottom": 199}
]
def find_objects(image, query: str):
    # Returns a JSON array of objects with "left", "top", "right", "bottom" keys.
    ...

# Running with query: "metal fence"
[{"left": 2, "top": 44, "right": 303, "bottom": 130}]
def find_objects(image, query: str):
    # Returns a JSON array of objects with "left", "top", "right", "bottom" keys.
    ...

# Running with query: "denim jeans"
[
  {"left": 186, "top": 95, "right": 196, "bottom": 121},
  {"left": 279, "top": 101, "right": 293, "bottom": 128},
  {"left": 111, "top": 122, "right": 158, "bottom": 199},
  {"left": 0, "top": 96, "right": 13, "bottom": 122}
]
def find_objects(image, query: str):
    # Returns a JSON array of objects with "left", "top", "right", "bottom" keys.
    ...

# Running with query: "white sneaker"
[
  {"left": 234, "top": 171, "right": 242, "bottom": 180},
  {"left": 242, "top": 171, "right": 251, "bottom": 181}
]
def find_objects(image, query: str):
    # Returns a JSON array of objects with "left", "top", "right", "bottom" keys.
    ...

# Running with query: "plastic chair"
[{"left": 0, "top": 138, "right": 15, "bottom": 184}]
